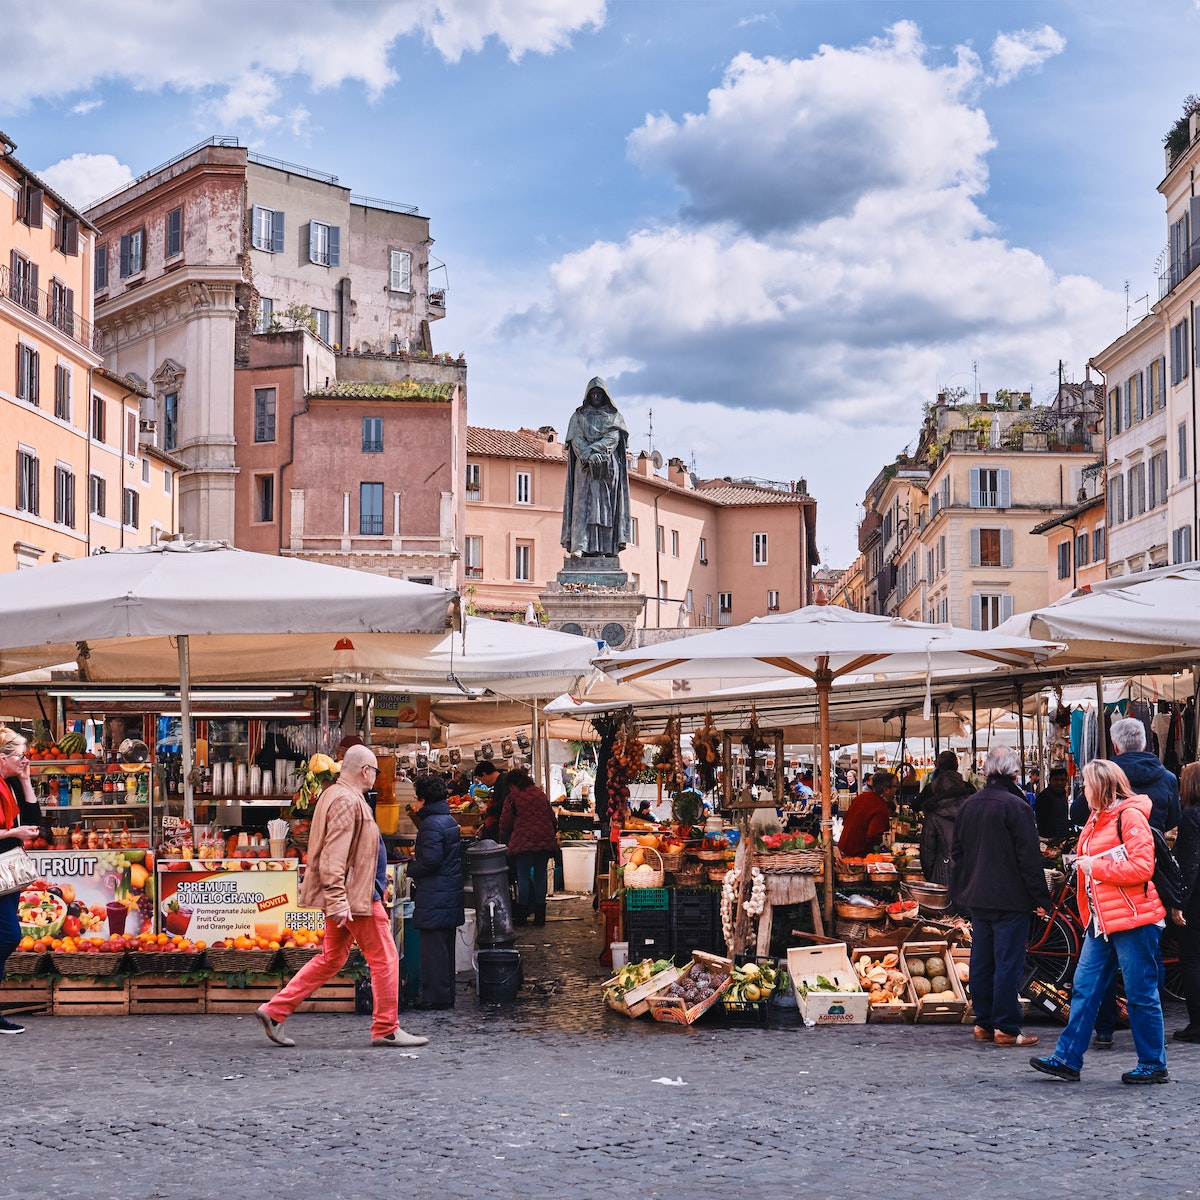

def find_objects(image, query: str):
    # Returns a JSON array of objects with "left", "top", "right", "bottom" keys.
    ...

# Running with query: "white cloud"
[
  {"left": 0, "top": 1, "right": 606, "bottom": 125},
  {"left": 71, "top": 99, "right": 102, "bottom": 115},
  {"left": 37, "top": 153, "right": 134, "bottom": 208},
  {"left": 990, "top": 26, "right": 1066, "bottom": 86}
]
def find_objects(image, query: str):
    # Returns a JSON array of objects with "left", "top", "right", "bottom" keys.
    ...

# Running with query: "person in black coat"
[
  {"left": 1168, "top": 763, "right": 1200, "bottom": 1042},
  {"left": 919, "top": 755, "right": 972, "bottom": 888},
  {"left": 915, "top": 751, "right": 971, "bottom": 818},
  {"left": 1068, "top": 718, "right": 1181, "bottom": 833},
  {"left": 1034, "top": 766, "right": 1072, "bottom": 842},
  {"left": 408, "top": 775, "right": 464, "bottom": 1009},
  {"left": 950, "top": 747, "right": 1051, "bottom": 1047}
]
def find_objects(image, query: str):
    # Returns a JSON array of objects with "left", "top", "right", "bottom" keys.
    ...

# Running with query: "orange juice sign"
[{"left": 157, "top": 861, "right": 322, "bottom": 942}]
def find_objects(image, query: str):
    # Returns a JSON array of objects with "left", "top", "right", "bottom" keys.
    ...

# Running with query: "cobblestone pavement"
[{"left": 3, "top": 897, "right": 1199, "bottom": 1200}]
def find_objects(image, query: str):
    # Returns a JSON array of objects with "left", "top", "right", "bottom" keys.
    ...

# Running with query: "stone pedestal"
[{"left": 540, "top": 556, "right": 646, "bottom": 650}]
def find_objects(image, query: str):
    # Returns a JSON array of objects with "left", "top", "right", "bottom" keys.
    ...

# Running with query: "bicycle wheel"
[
  {"left": 1026, "top": 914, "right": 1079, "bottom": 986},
  {"left": 1161, "top": 926, "right": 1184, "bottom": 1003}
]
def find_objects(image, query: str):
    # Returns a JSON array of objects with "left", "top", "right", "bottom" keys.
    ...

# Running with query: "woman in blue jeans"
[{"left": 1031, "top": 760, "right": 1168, "bottom": 1084}]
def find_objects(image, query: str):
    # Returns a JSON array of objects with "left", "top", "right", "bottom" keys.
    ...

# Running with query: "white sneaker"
[
  {"left": 372, "top": 1028, "right": 428, "bottom": 1048},
  {"left": 256, "top": 1005, "right": 295, "bottom": 1047}
]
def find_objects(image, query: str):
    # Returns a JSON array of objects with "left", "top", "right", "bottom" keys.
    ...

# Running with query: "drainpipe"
[
  {"left": 278, "top": 355, "right": 309, "bottom": 554},
  {"left": 653, "top": 492, "right": 662, "bottom": 627},
  {"left": 85, "top": 367, "right": 93, "bottom": 555},
  {"left": 1192, "top": 299, "right": 1198, "bottom": 561}
]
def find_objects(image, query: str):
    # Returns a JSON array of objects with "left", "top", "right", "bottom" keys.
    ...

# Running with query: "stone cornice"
[{"left": 95, "top": 267, "right": 243, "bottom": 350}]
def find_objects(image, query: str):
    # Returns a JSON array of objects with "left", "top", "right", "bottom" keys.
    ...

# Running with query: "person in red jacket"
[
  {"left": 1031, "top": 759, "right": 1169, "bottom": 1085},
  {"left": 837, "top": 771, "right": 897, "bottom": 858},
  {"left": 499, "top": 767, "right": 559, "bottom": 927}
]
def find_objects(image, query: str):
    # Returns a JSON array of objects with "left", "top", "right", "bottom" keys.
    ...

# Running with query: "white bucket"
[
  {"left": 560, "top": 842, "right": 597, "bottom": 893},
  {"left": 610, "top": 941, "right": 629, "bottom": 970},
  {"left": 455, "top": 909, "right": 477, "bottom": 974}
]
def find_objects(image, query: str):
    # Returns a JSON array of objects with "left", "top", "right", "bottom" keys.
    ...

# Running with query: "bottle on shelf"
[{"left": 103, "top": 771, "right": 115, "bottom": 802}]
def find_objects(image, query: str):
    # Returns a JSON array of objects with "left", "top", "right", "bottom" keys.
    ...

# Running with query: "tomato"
[{"left": 62, "top": 916, "right": 82, "bottom": 938}]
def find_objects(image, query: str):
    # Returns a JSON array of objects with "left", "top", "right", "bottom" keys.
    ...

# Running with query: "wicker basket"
[
  {"left": 127, "top": 950, "right": 204, "bottom": 975},
  {"left": 695, "top": 848, "right": 726, "bottom": 863},
  {"left": 835, "top": 868, "right": 867, "bottom": 885},
  {"left": 282, "top": 945, "right": 323, "bottom": 972},
  {"left": 758, "top": 849, "right": 823, "bottom": 873},
  {"left": 205, "top": 948, "right": 279, "bottom": 975},
  {"left": 671, "top": 868, "right": 704, "bottom": 888},
  {"left": 3, "top": 950, "right": 47, "bottom": 977},
  {"left": 1044, "top": 868, "right": 1065, "bottom": 891},
  {"left": 51, "top": 951, "right": 126, "bottom": 977},
  {"left": 625, "top": 847, "right": 665, "bottom": 889},
  {"left": 836, "top": 900, "right": 886, "bottom": 922},
  {"left": 707, "top": 865, "right": 730, "bottom": 884},
  {"left": 659, "top": 850, "right": 687, "bottom": 872}
]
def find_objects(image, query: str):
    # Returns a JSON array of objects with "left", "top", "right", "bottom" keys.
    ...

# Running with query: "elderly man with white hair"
[
  {"left": 1070, "top": 717, "right": 1181, "bottom": 834},
  {"left": 951, "top": 746, "right": 1051, "bottom": 1048}
]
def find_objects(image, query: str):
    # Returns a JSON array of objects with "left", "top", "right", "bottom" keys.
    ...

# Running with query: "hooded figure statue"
[{"left": 561, "top": 377, "right": 632, "bottom": 558}]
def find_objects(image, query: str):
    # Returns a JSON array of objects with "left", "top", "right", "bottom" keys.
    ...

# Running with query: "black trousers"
[{"left": 418, "top": 926, "right": 456, "bottom": 1006}]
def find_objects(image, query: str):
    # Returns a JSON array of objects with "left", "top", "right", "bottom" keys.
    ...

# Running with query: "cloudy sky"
[{"left": 4, "top": 1, "right": 1197, "bottom": 565}]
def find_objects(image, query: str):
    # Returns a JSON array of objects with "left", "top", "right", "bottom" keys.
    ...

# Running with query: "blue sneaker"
[
  {"left": 1120, "top": 1066, "right": 1169, "bottom": 1085},
  {"left": 1029, "top": 1056, "right": 1080, "bottom": 1082}
]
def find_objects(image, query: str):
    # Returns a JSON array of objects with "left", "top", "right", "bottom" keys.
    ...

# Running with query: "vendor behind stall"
[
  {"left": 473, "top": 761, "right": 508, "bottom": 842},
  {"left": 838, "top": 771, "right": 898, "bottom": 857}
]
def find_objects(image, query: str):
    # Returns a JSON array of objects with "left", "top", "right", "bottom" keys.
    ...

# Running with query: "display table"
[{"left": 754, "top": 870, "right": 824, "bottom": 956}]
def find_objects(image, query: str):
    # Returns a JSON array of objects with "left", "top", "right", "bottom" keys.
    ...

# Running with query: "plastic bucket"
[
  {"left": 560, "top": 842, "right": 597, "bottom": 894},
  {"left": 375, "top": 802, "right": 400, "bottom": 835},
  {"left": 474, "top": 949, "right": 522, "bottom": 1004},
  {"left": 610, "top": 941, "right": 629, "bottom": 970},
  {"left": 455, "top": 910, "right": 477, "bottom": 974}
]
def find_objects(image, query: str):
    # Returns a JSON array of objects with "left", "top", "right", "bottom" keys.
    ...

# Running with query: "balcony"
[
  {"left": 359, "top": 516, "right": 385, "bottom": 536},
  {"left": 464, "top": 565, "right": 483, "bottom": 580},
  {"left": 1, "top": 263, "right": 98, "bottom": 352},
  {"left": 362, "top": 438, "right": 383, "bottom": 453},
  {"left": 1160, "top": 242, "right": 1200, "bottom": 300},
  {"left": 857, "top": 509, "right": 882, "bottom": 552},
  {"left": 718, "top": 611, "right": 733, "bottom": 626}
]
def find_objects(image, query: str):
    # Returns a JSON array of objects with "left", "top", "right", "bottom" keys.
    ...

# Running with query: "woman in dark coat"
[
  {"left": 408, "top": 775, "right": 464, "bottom": 1009},
  {"left": 499, "top": 768, "right": 559, "bottom": 927},
  {"left": 919, "top": 752, "right": 973, "bottom": 887},
  {"left": 1169, "top": 762, "right": 1200, "bottom": 1042}
]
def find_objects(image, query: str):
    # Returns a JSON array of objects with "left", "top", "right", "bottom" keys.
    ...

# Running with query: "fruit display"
[
  {"left": 18, "top": 888, "right": 68, "bottom": 938},
  {"left": 853, "top": 952, "right": 912, "bottom": 1009},
  {"left": 724, "top": 960, "right": 777, "bottom": 1003},
  {"left": 885, "top": 900, "right": 920, "bottom": 921},
  {"left": 605, "top": 723, "right": 645, "bottom": 829},
  {"left": 904, "top": 953, "right": 958, "bottom": 1002},
  {"left": 293, "top": 753, "right": 340, "bottom": 813},
  {"left": 610, "top": 958, "right": 674, "bottom": 995},
  {"left": 689, "top": 713, "right": 721, "bottom": 792},
  {"left": 796, "top": 972, "right": 861, "bottom": 998},
  {"left": 651, "top": 952, "right": 733, "bottom": 1022}
]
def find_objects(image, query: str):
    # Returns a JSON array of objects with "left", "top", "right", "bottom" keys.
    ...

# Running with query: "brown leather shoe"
[
  {"left": 973, "top": 1026, "right": 993, "bottom": 1042},
  {"left": 994, "top": 1031, "right": 1039, "bottom": 1047}
]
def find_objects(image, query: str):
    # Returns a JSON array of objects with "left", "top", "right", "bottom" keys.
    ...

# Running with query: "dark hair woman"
[
  {"left": 408, "top": 774, "right": 464, "bottom": 1009},
  {"left": 499, "top": 767, "right": 559, "bottom": 927}
]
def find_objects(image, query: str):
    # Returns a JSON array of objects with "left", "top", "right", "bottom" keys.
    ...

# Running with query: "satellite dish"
[{"left": 650, "top": 450, "right": 664, "bottom": 469}]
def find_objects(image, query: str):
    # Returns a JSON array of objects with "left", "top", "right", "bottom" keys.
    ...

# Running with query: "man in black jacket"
[
  {"left": 1034, "top": 766, "right": 1072, "bottom": 842},
  {"left": 1069, "top": 718, "right": 1180, "bottom": 833},
  {"left": 951, "top": 746, "right": 1051, "bottom": 1048}
]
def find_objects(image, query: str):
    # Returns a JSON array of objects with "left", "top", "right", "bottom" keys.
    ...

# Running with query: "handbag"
[{"left": 0, "top": 845, "right": 39, "bottom": 896}]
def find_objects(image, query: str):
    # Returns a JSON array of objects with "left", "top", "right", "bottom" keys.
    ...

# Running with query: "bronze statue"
[{"left": 560, "top": 377, "right": 631, "bottom": 559}]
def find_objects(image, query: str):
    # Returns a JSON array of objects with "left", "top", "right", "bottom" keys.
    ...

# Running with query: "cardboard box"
[
  {"left": 787, "top": 943, "right": 869, "bottom": 1025},
  {"left": 901, "top": 941, "right": 967, "bottom": 1024},
  {"left": 850, "top": 945, "right": 916, "bottom": 1024}
]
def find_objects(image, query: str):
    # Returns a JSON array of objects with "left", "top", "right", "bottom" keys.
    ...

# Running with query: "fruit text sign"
[
  {"left": 26, "top": 850, "right": 154, "bottom": 939},
  {"left": 157, "top": 861, "right": 307, "bottom": 942}
]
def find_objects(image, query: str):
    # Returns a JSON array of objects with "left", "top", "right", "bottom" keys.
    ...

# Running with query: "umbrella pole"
[
  {"left": 971, "top": 690, "right": 978, "bottom": 774},
  {"left": 817, "top": 664, "right": 834, "bottom": 927},
  {"left": 1096, "top": 679, "right": 1107, "bottom": 758},
  {"left": 178, "top": 634, "right": 194, "bottom": 824},
  {"left": 1016, "top": 682, "right": 1026, "bottom": 788}
]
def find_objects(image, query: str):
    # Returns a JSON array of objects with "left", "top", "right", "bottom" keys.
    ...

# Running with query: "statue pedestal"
[{"left": 540, "top": 558, "right": 646, "bottom": 650}]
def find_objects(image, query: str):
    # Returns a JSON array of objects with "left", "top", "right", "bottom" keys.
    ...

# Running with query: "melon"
[
  {"left": 929, "top": 975, "right": 951, "bottom": 994},
  {"left": 907, "top": 958, "right": 927, "bottom": 977},
  {"left": 955, "top": 962, "right": 970, "bottom": 983},
  {"left": 924, "top": 956, "right": 946, "bottom": 978},
  {"left": 911, "top": 975, "right": 932, "bottom": 997}
]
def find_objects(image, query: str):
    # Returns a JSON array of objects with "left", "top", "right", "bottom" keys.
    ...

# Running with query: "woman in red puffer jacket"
[
  {"left": 499, "top": 768, "right": 559, "bottom": 927},
  {"left": 1030, "top": 760, "right": 1168, "bottom": 1085}
]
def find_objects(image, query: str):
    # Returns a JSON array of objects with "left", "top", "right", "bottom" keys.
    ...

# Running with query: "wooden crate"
[
  {"left": 292, "top": 974, "right": 357, "bottom": 1014},
  {"left": 205, "top": 977, "right": 284, "bottom": 1015},
  {"left": 129, "top": 975, "right": 207, "bottom": 1015},
  {"left": 0, "top": 978, "right": 52, "bottom": 1014},
  {"left": 53, "top": 977, "right": 130, "bottom": 1016}
]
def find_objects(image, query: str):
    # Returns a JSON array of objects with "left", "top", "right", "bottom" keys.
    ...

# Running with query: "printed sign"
[
  {"left": 372, "top": 693, "right": 430, "bottom": 730},
  {"left": 23, "top": 850, "right": 155, "bottom": 940}
]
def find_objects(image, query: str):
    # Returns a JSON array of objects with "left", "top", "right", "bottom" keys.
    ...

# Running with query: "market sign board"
[
  {"left": 26, "top": 850, "right": 155, "bottom": 939},
  {"left": 372, "top": 693, "right": 430, "bottom": 730}
]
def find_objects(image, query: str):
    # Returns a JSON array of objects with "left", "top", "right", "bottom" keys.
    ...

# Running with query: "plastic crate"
[
  {"left": 624, "top": 908, "right": 671, "bottom": 963},
  {"left": 670, "top": 888, "right": 723, "bottom": 960},
  {"left": 625, "top": 887, "right": 670, "bottom": 911}
]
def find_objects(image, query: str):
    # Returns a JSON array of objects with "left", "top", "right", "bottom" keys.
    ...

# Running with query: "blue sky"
[{"left": 5, "top": 1, "right": 1199, "bottom": 566}]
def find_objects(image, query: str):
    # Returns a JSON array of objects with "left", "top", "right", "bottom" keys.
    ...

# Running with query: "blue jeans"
[
  {"left": 512, "top": 852, "right": 548, "bottom": 908},
  {"left": 1054, "top": 924, "right": 1166, "bottom": 1072},
  {"left": 968, "top": 908, "right": 1029, "bottom": 1036},
  {"left": 1093, "top": 936, "right": 1166, "bottom": 1037},
  {"left": 0, "top": 890, "right": 20, "bottom": 977}
]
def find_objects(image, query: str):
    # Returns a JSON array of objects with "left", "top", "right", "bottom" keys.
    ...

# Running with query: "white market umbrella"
[{"left": 604, "top": 604, "right": 1063, "bottom": 922}]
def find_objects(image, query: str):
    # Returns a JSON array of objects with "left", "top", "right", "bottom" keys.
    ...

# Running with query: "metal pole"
[
  {"left": 971, "top": 690, "right": 978, "bottom": 774},
  {"left": 1037, "top": 694, "right": 1046, "bottom": 777},
  {"left": 817, "top": 663, "right": 835, "bottom": 927},
  {"left": 178, "top": 634, "right": 194, "bottom": 824},
  {"left": 1016, "top": 682, "right": 1026, "bottom": 789},
  {"left": 933, "top": 702, "right": 941, "bottom": 756},
  {"left": 1096, "top": 679, "right": 1108, "bottom": 758}
]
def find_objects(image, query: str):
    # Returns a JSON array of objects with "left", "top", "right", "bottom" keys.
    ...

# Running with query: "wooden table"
[{"left": 755, "top": 870, "right": 824, "bottom": 956}]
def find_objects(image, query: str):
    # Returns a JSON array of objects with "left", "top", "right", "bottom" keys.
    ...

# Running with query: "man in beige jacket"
[{"left": 257, "top": 744, "right": 427, "bottom": 1048}]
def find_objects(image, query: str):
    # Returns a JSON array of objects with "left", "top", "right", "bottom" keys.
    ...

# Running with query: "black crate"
[
  {"left": 624, "top": 908, "right": 671, "bottom": 964},
  {"left": 670, "top": 888, "right": 722, "bottom": 961}
]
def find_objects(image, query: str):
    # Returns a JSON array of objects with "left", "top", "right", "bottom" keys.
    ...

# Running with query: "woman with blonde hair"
[{"left": 1030, "top": 758, "right": 1168, "bottom": 1084}]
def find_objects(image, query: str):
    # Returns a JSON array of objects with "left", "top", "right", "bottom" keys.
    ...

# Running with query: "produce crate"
[
  {"left": 670, "top": 888, "right": 722, "bottom": 961},
  {"left": 291, "top": 973, "right": 357, "bottom": 1013},
  {"left": 0, "top": 977, "right": 52, "bottom": 1014},
  {"left": 129, "top": 976, "right": 207, "bottom": 1015},
  {"left": 1022, "top": 972, "right": 1071, "bottom": 1024},
  {"left": 901, "top": 940, "right": 967, "bottom": 1024},
  {"left": 601, "top": 962, "right": 680, "bottom": 1007},
  {"left": 623, "top": 907, "right": 671, "bottom": 964},
  {"left": 205, "top": 976, "right": 284, "bottom": 1015},
  {"left": 53, "top": 977, "right": 130, "bottom": 1016},
  {"left": 624, "top": 887, "right": 670, "bottom": 911},
  {"left": 787, "top": 942, "right": 869, "bottom": 1025},
  {"left": 721, "top": 955, "right": 781, "bottom": 1026},
  {"left": 603, "top": 989, "right": 651, "bottom": 1019},
  {"left": 850, "top": 945, "right": 916, "bottom": 1024},
  {"left": 647, "top": 952, "right": 733, "bottom": 1025}
]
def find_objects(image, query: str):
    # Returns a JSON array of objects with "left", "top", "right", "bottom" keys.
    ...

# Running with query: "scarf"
[{"left": 0, "top": 775, "right": 19, "bottom": 829}]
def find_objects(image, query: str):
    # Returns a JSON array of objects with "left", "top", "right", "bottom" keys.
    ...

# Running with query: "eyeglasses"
[{"left": 363, "top": 765, "right": 380, "bottom": 776}]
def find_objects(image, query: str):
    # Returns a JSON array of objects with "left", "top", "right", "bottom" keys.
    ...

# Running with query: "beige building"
[{"left": 462, "top": 426, "right": 818, "bottom": 627}]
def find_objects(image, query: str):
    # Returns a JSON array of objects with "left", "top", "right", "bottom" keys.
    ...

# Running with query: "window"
[
  {"left": 166, "top": 207, "right": 182, "bottom": 258},
  {"left": 1107, "top": 387, "right": 1121, "bottom": 437},
  {"left": 630, "top": 516, "right": 639, "bottom": 546},
  {"left": 90, "top": 394, "right": 105, "bottom": 442},
  {"left": 926, "top": 548, "right": 935, "bottom": 581},
  {"left": 163, "top": 392, "right": 179, "bottom": 451},
  {"left": 119, "top": 228, "right": 144, "bottom": 277},
  {"left": 94, "top": 245, "right": 108, "bottom": 291},
  {"left": 141, "top": 457, "right": 150, "bottom": 485},
  {"left": 1074, "top": 532, "right": 1089, "bottom": 568},
  {"left": 54, "top": 365, "right": 70, "bottom": 421},
  {"left": 163, "top": 468, "right": 173, "bottom": 497},
  {"left": 313, "top": 308, "right": 330, "bottom": 343},
  {"left": 253, "top": 388, "right": 276, "bottom": 443},
  {"left": 970, "top": 527, "right": 1011, "bottom": 568},
  {"left": 718, "top": 593, "right": 733, "bottom": 625},
  {"left": 1093, "top": 525, "right": 1105, "bottom": 562},
  {"left": 969, "top": 467, "right": 1010, "bottom": 508},
  {"left": 685, "top": 588, "right": 694, "bottom": 615},
  {"left": 18, "top": 181, "right": 43, "bottom": 228},
  {"left": 1174, "top": 525, "right": 1194, "bottom": 565},
  {"left": 255, "top": 297, "right": 274, "bottom": 334},
  {"left": 389, "top": 249, "right": 412, "bottom": 293},
  {"left": 359, "top": 482, "right": 384, "bottom": 535},
  {"left": 464, "top": 536, "right": 483, "bottom": 579},
  {"left": 1149, "top": 356, "right": 1167, "bottom": 411},
  {"left": 16, "top": 448, "right": 37, "bottom": 514},
  {"left": 705, "top": 594, "right": 713, "bottom": 622},
  {"left": 753, "top": 532, "right": 768, "bottom": 565},
  {"left": 466, "top": 463, "right": 481, "bottom": 500},
  {"left": 1172, "top": 319, "right": 1190, "bottom": 385},
  {"left": 938, "top": 597, "right": 949, "bottom": 623},
  {"left": 767, "top": 589, "right": 780, "bottom": 611},
  {"left": 122, "top": 487, "right": 139, "bottom": 529},
  {"left": 1148, "top": 451, "right": 1169, "bottom": 509},
  {"left": 658, "top": 579, "right": 669, "bottom": 601},
  {"left": 938, "top": 535, "right": 947, "bottom": 573},
  {"left": 308, "top": 221, "right": 340, "bottom": 267},
  {"left": 670, "top": 530, "right": 679, "bottom": 557},
  {"left": 256, "top": 474, "right": 275, "bottom": 523},
  {"left": 970, "top": 593, "right": 1013, "bottom": 631},
  {"left": 88, "top": 473, "right": 105, "bottom": 517},
  {"left": 1127, "top": 462, "right": 1146, "bottom": 517},
  {"left": 514, "top": 542, "right": 532, "bottom": 582},
  {"left": 57, "top": 212, "right": 79, "bottom": 256},
  {"left": 50, "top": 279, "right": 74, "bottom": 335},
  {"left": 126, "top": 410, "right": 138, "bottom": 458},
  {"left": 54, "top": 465, "right": 75, "bottom": 528},
  {"left": 9, "top": 251, "right": 37, "bottom": 312},
  {"left": 362, "top": 417, "right": 383, "bottom": 453},
  {"left": 656, "top": 525, "right": 664, "bottom": 553},
  {"left": 252, "top": 206, "right": 285, "bottom": 253},
  {"left": 1122, "top": 379, "right": 1134, "bottom": 428},
  {"left": 698, "top": 535, "right": 707, "bottom": 564},
  {"left": 516, "top": 471, "right": 531, "bottom": 505},
  {"left": 1108, "top": 475, "right": 1125, "bottom": 526},
  {"left": 1181, "top": 423, "right": 1190, "bottom": 482},
  {"left": 16, "top": 343, "right": 39, "bottom": 406}
]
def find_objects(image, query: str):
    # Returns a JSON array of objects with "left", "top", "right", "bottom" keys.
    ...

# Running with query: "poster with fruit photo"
[{"left": 19, "top": 850, "right": 156, "bottom": 944}]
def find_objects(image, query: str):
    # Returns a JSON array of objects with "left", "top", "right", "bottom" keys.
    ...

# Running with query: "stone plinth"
[{"left": 540, "top": 559, "right": 646, "bottom": 650}]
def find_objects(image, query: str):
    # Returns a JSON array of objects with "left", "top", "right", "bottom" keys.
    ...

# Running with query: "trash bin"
[
  {"left": 475, "top": 948, "right": 522, "bottom": 1004},
  {"left": 560, "top": 841, "right": 597, "bottom": 894}
]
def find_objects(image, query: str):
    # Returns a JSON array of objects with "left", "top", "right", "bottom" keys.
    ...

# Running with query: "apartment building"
[
  {"left": 84, "top": 137, "right": 454, "bottom": 554},
  {"left": 1, "top": 132, "right": 178, "bottom": 572},
  {"left": 462, "top": 427, "right": 818, "bottom": 625}
]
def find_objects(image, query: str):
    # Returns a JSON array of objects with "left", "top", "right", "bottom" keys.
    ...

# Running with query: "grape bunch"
[{"left": 136, "top": 893, "right": 154, "bottom": 922}]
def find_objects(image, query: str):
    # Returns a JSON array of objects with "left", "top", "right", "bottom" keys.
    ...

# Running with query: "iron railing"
[{"left": 1, "top": 263, "right": 98, "bottom": 352}]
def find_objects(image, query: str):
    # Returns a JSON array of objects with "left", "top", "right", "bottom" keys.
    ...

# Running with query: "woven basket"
[
  {"left": 707, "top": 866, "right": 730, "bottom": 884},
  {"left": 4, "top": 950, "right": 47, "bottom": 977},
  {"left": 695, "top": 849, "right": 726, "bottom": 863},
  {"left": 659, "top": 851, "right": 687, "bottom": 872},
  {"left": 625, "top": 847, "right": 665, "bottom": 889},
  {"left": 51, "top": 951, "right": 126, "bottom": 977},
  {"left": 836, "top": 900, "right": 886, "bottom": 922},
  {"left": 206, "top": 948, "right": 279, "bottom": 974},
  {"left": 758, "top": 849, "right": 822, "bottom": 872},
  {"left": 1044, "top": 868, "right": 1065, "bottom": 891},
  {"left": 671, "top": 868, "right": 704, "bottom": 888},
  {"left": 835, "top": 868, "right": 867, "bottom": 885},
  {"left": 282, "top": 945, "right": 323, "bottom": 972},
  {"left": 127, "top": 950, "right": 204, "bottom": 975}
]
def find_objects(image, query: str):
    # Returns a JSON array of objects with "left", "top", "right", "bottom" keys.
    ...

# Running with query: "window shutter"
[
  {"left": 1161, "top": 453, "right": 1170, "bottom": 503},
  {"left": 969, "top": 468, "right": 981, "bottom": 508},
  {"left": 120, "top": 234, "right": 131, "bottom": 277},
  {"left": 62, "top": 216, "right": 79, "bottom": 256},
  {"left": 968, "top": 528, "right": 981, "bottom": 567},
  {"left": 328, "top": 225, "right": 340, "bottom": 267},
  {"left": 1000, "top": 594, "right": 1014, "bottom": 623},
  {"left": 272, "top": 210, "right": 285, "bottom": 254},
  {"left": 969, "top": 594, "right": 982, "bottom": 631},
  {"left": 1159, "top": 356, "right": 1168, "bottom": 407},
  {"left": 997, "top": 469, "right": 1011, "bottom": 508},
  {"left": 27, "top": 188, "right": 44, "bottom": 228},
  {"left": 1149, "top": 457, "right": 1158, "bottom": 509},
  {"left": 28, "top": 262, "right": 37, "bottom": 302},
  {"left": 64, "top": 287, "right": 74, "bottom": 322},
  {"left": 1138, "top": 465, "right": 1147, "bottom": 513},
  {"left": 307, "top": 222, "right": 317, "bottom": 264},
  {"left": 1000, "top": 527, "right": 1013, "bottom": 567}
]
